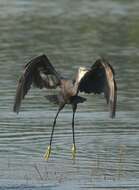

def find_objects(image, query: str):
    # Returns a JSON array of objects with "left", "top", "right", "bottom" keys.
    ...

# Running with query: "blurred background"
[{"left": 0, "top": 0, "right": 139, "bottom": 189}]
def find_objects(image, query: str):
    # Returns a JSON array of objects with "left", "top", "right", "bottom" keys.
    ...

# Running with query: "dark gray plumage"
[{"left": 13, "top": 54, "right": 117, "bottom": 160}]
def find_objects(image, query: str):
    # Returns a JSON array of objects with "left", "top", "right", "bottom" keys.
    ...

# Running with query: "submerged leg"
[
  {"left": 44, "top": 105, "right": 64, "bottom": 161},
  {"left": 71, "top": 104, "right": 77, "bottom": 159}
]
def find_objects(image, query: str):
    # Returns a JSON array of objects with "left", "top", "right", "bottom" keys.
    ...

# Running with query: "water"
[{"left": 0, "top": 0, "right": 139, "bottom": 189}]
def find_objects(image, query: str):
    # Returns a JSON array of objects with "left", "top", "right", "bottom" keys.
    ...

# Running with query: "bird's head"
[{"left": 78, "top": 67, "right": 88, "bottom": 82}]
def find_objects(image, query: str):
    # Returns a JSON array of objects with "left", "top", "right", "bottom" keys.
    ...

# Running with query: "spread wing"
[
  {"left": 13, "top": 54, "right": 61, "bottom": 113},
  {"left": 78, "top": 58, "right": 117, "bottom": 118}
]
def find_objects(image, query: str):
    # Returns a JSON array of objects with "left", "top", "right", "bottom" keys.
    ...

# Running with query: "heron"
[{"left": 13, "top": 54, "right": 117, "bottom": 160}]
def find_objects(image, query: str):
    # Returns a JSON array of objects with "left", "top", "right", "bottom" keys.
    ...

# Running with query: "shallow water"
[{"left": 0, "top": 0, "right": 139, "bottom": 189}]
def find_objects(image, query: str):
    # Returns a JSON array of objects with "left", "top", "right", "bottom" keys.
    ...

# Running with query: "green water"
[{"left": 0, "top": 0, "right": 139, "bottom": 189}]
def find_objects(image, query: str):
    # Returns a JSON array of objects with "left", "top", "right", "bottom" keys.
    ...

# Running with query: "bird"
[{"left": 13, "top": 54, "right": 117, "bottom": 160}]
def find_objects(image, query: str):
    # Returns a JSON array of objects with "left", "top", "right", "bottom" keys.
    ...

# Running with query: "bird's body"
[
  {"left": 60, "top": 79, "right": 76, "bottom": 102},
  {"left": 46, "top": 78, "right": 86, "bottom": 106},
  {"left": 13, "top": 54, "right": 117, "bottom": 160}
]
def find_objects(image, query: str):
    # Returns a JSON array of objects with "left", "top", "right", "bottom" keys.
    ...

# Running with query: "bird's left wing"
[
  {"left": 78, "top": 58, "right": 117, "bottom": 118},
  {"left": 13, "top": 54, "right": 61, "bottom": 113}
]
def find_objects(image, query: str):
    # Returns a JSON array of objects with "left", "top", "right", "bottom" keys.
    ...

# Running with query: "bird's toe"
[
  {"left": 72, "top": 144, "right": 76, "bottom": 159},
  {"left": 44, "top": 145, "right": 51, "bottom": 161}
]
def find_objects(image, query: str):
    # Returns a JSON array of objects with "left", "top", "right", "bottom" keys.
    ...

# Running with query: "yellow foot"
[
  {"left": 72, "top": 144, "right": 76, "bottom": 159},
  {"left": 44, "top": 145, "right": 51, "bottom": 161}
]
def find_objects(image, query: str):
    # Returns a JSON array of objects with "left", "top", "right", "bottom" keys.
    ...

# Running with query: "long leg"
[
  {"left": 44, "top": 105, "right": 64, "bottom": 160},
  {"left": 71, "top": 104, "right": 77, "bottom": 159}
]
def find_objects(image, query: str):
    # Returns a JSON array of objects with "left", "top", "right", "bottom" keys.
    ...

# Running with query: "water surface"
[{"left": 0, "top": 0, "right": 139, "bottom": 189}]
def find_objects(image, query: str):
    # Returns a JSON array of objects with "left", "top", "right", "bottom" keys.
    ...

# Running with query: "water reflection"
[{"left": 0, "top": 0, "right": 139, "bottom": 189}]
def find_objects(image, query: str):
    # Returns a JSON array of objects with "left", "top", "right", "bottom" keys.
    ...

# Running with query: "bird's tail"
[{"left": 70, "top": 96, "right": 86, "bottom": 104}]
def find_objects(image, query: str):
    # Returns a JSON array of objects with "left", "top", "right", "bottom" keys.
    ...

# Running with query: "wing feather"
[
  {"left": 78, "top": 58, "right": 117, "bottom": 118},
  {"left": 13, "top": 54, "right": 61, "bottom": 113}
]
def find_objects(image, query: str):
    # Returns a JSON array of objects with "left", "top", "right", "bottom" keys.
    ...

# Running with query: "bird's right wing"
[
  {"left": 13, "top": 54, "right": 61, "bottom": 113},
  {"left": 78, "top": 58, "right": 117, "bottom": 118}
]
